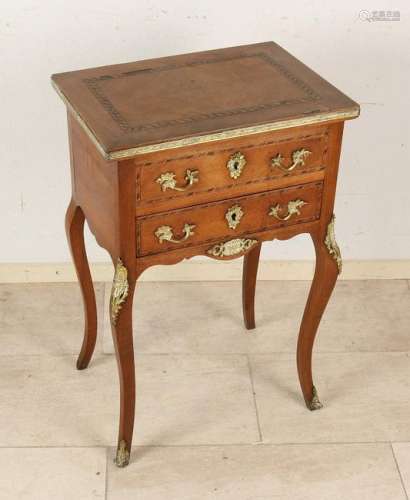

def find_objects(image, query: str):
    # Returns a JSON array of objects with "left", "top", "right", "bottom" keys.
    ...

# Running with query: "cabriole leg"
[
  {"left": 109, "top": 258, "right": 137, "bottom": 467},
  {"left": 297, "top": 216, "right": 342, "bottom": 410},
  {"left": 242, "top": 242, "right": 262, "bottom": 330},
  {"left": 65, "top": 198, "right": 98, "bottom": 370}
]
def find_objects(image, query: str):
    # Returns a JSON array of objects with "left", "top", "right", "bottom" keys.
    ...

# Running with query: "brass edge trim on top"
[
  {"left": 108, "top": 109, "right": 360, "bottom": 159},
  {"left": 51, "top": 79, "right": 360, "bottom": 161}
]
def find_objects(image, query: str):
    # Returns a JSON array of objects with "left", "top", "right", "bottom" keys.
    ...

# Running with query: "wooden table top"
[{"left": 51, "top": 41, "right": 359, "bottom": 160}]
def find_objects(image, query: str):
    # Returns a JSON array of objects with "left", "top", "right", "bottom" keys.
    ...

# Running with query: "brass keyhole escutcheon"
[
  {"left": 225, "top": 204, "right": 244, "bottom": 230},
  {"left": 227, "top": 152, "right": 246, "bottom": 179}
]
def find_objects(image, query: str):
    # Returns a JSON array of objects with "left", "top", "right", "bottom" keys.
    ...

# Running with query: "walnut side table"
[{"left": 51, "top": 41, "right": 359, "bottom": 467}]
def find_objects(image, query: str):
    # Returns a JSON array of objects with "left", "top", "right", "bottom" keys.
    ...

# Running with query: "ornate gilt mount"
[
  {"left": 207, "top": 238, "right": 258, "bottom": 258},
  {"left": 155, "top": 223, "right": 195, "bottom": 244},
  {"left": 225, "top": 204, "right": 244, "bottom": 230},
  {"left": 269, "top": 199, "right": 306, "bottom": 221},
  {"left": 307, "top": 386, "right": 323, "bottom": 411},
  {"left": 324, "top": 214, "right": 342, "bottom": 273},
  {"left": 110, "top": 258, "right": 129, "bottom": 326},
  {"left": 226, "top": 151, "right": 246, "bottom": 179},
  {"left": 156, "top": 169, "right": 199, "bottom": 192},
  {"left": 114, "top": 440, "right": 130, "bottom": 468},
  {"left": 271, "top": 148, "right": 311, "bottom": 173}
]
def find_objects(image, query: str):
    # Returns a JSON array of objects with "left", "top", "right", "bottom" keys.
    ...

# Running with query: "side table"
[{"left": 52, "top": 41, "right": 359, "bottom": 467}]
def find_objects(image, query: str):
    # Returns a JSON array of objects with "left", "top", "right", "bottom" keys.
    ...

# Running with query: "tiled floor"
[{"left": 1, "top": 280, "right": 410, "bottom": 499}]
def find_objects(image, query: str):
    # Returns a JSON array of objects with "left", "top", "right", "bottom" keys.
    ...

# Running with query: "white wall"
[{"left": 1, "top": 0, "right": 409, "bottom": 263}]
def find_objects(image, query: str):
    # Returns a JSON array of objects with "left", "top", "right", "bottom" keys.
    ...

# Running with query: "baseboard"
[{"left": 0, "top": 260, "right": 409, "bottom": 283}]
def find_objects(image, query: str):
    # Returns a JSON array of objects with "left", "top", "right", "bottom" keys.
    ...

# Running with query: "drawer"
[
  {"left": 136, "top": 128, "right": 328, "bottom": 214},
  {"left": 136, "top": 181, "right": 323, "bottom": 256}
]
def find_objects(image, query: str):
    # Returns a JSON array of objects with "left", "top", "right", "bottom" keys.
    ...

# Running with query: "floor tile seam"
[{"left": 391, "top": 443, "right": 409, "bottom": 500}]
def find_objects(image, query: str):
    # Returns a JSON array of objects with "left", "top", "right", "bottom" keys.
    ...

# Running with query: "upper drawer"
[
  {"left": 136, "top": 127, "right": 328, "bottom": 214},
  {"left": 136, "top": 181, "right": 322, "bottom": 257}
]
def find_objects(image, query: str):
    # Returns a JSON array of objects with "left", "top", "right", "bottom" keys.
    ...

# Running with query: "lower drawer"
[{"left": 136, "top": 181, "right": 323, "bottom": 256}]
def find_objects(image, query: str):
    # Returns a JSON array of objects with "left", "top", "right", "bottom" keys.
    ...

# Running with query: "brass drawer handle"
[
  {"left": 269, "top": 199, "right": 307, "bottom": 221},
  {"left": 156, "top": 170, "right": 199, "bottom": 192},
  {"left": 155, "top": 223, "right": 196, "bottom": 244},
  {"left": 227, "top": 152, "right": 246, "bottom": 179},
  {"left": 271, "top": 148, "right": 311, "bottom": 172}
]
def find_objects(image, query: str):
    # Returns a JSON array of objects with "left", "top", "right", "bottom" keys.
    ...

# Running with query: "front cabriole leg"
[
  {"left": 297, "top": 215, "right": 342, "bottom": 411},
  {"left": 110, "top": 258, "right": 137, "bottom": 467}
]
